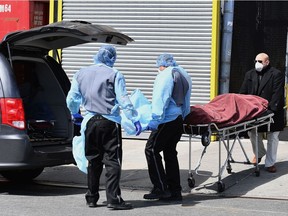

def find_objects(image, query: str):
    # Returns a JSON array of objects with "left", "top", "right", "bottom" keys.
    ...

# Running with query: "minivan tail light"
[{"left": 0, "top": 98, "right": 26, "bottom": 130}]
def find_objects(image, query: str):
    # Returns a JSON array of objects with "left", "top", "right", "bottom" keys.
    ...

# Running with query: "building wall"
[{"left": 60, "top": 0, "right": 219, "bottom": 105}]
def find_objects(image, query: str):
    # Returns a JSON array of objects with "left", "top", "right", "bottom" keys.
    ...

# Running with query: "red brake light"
[{"left": 0, "top": 98, "right": 26, "bottom": 130}]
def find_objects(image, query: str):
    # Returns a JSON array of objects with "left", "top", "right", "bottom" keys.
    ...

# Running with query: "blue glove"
[
  {"left": 72, "top": 113, "right": 83, "bottom": 126},
  {"left": 134, "top": 121, "right": 142, "bottom": 136}
]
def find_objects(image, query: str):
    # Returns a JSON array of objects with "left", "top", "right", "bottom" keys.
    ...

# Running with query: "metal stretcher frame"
[{"left": 182, "top": 113, "right": 274, "bottom": 192}]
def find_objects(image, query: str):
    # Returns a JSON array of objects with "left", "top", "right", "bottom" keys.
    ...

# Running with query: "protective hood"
[{"left": 1, "top": 20, "right": 134, "bottom": 51}]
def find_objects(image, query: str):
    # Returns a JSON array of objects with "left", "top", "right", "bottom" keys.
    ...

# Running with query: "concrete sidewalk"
[{"left": 120, "top": 134, "right": 288, "bottom": 200}]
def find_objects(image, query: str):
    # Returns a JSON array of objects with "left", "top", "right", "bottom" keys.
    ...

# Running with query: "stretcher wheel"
[
  {"left": 217, "top": 181, "right": 225, "bottom": 192},
  {"left": 201, "top": 131, "right": 210, "bottom": 146},
  {"left": 188, "top": 177, "right": 195, "bottom": 188},
  {"left": 255, "top": 168, "right": 260, "bottom": 177},
  {"left": 226, "top": 164, "right": 232, "bottom": 174},
  {"left": 227, "top": 168, "right": 232, "bottom": 174}
]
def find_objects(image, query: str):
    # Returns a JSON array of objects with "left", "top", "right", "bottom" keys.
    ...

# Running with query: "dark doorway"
[{"left": 229, "top": 1, "right": 288, "bottom": 93}]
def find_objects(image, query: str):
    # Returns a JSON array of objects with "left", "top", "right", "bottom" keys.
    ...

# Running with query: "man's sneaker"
[
  {"left": 107, "top": 202, "right": 133, "bottom": 210},
  {"left": 143, "top": 188, "right": 171, "bottom": 200}
]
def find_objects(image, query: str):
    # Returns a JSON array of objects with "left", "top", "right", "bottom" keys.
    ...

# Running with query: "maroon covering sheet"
[{"left": 184, "top": 93, "right": 268, "bottom": 128}]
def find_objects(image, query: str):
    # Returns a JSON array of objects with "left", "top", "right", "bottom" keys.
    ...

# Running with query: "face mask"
[{"left": 255, "top": 62, "right": 264, "bottom": 72}]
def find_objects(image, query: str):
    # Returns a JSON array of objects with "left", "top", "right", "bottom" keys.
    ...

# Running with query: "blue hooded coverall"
[
  {"left": 145, "top": 54, "right": 192, "bottom": 198},
  {"left": 66, "top": 45, "right": 139, "bottom": 206}
]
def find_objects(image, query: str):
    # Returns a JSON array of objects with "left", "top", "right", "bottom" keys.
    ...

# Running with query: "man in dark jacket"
[{"left": 239, "top": 52, "right": 285, "bottom": 173}]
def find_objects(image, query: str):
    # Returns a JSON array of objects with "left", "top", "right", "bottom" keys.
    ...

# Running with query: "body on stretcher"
[{"left": 182, "top": 113, "right": 274, "bottom": 193}]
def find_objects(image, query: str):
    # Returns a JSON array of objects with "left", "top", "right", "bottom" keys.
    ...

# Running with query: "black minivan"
[{"left": 0, "top": 20, "right": 133, "bottom": 181}]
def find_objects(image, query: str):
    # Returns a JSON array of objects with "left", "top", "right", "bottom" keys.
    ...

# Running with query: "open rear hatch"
[
  {"left": 1, "top": 21, "right": 134, "bottom": 143},
  {"left": 1, "top": 20, "right": 134, "bottom": 51}
]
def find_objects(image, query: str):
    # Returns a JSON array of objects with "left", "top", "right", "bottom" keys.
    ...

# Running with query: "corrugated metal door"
[{"left": 61, "top": 0, "right": 213, "bottom": 104}]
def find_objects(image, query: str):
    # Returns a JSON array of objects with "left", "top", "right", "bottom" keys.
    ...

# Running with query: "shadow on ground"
[{"left": 1, "top": 160, "right": 287, "bottom": 199}]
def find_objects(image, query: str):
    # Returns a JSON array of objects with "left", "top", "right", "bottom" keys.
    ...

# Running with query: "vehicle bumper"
[{"left": 0, "top": 134, "right": 74, "bottom": 170}]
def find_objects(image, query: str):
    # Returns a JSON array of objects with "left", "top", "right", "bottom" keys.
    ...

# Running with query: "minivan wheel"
[{"left": 1, "top": 168, "right": 44, "bottom": 182}]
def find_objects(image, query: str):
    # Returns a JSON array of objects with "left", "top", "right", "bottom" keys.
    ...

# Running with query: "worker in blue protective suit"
[
  {"left": 66, "top": 45, "right": 142, "bottom": 210},
  {"left": 143, "top": 53, "right": 192, "bottom": 201}
]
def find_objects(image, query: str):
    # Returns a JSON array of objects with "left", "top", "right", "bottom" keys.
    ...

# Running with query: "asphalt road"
[{"left": 1, "top": 174, "right": 288, "bottom": 216}]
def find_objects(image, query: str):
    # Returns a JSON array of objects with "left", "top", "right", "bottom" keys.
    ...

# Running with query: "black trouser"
[
  {"left": 145, "top": 115, "right": 183, "bottom": 194},
  {"left": 85, "top": 115, "right": 122, "bottom": 204}
]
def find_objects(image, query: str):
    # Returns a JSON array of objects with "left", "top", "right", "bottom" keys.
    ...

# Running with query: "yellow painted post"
[
  {"left": 49, "top": 0, "right": 63, "bottom": 61},
  {"left": 210, "top": 0, "right": 221, "bottom": 141},
  {"left": 210, "top": 0, "right": 221, "bottom": 100}
]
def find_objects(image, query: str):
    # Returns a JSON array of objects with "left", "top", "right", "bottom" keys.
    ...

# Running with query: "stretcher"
[{"left": 182, "top": 112, "right": 274, "bottom": 192}]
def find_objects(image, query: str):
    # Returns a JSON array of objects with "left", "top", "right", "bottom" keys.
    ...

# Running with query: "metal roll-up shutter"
[{"left": 61, "top": 0, "right": 213, "bottom": 105}]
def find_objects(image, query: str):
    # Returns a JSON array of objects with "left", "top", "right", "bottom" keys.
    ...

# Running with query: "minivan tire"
[{"left": 1, "top": 168, "right": 44, "bottom": 182}]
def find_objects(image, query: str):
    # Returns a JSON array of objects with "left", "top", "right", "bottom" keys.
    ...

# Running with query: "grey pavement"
[
  {"left": 38, "top": 128, "right": 288, "bottom": 200},
  {"left": 8, "top": 128, "right": 285, "bottom": 216},
  {"left": 2, "top": 128, "right": 288, "bottom": 216}
]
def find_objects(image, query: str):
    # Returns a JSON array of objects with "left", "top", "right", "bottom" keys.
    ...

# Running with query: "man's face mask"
[{"left": 255, "top": 61, "right": 264, "bottom": 72}]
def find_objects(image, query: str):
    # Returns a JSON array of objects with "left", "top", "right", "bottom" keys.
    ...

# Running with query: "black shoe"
[
  {"left": 86, "top": 202, "right": 97, "bottom": 208},
  {"left": 85, "top": 192, "right": 99, "bottom": 208},
  {"left": 107, "top": 202, "right": 133, "bottom": 210},
  {"left": 143, "top": 188, "right": 171, "bottom": 200},
  {"left": 160, "top": 192, "right": 182, "bottom": 201}
]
